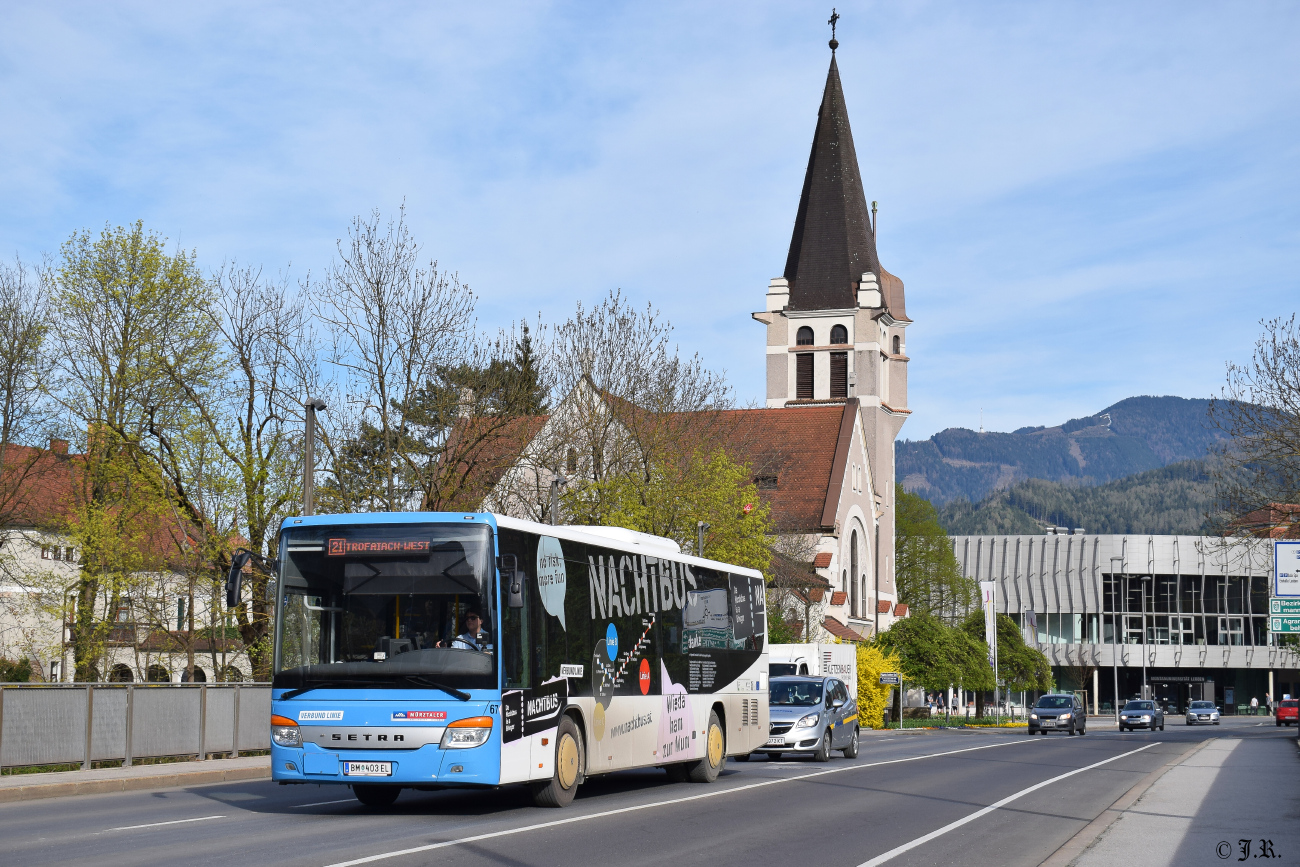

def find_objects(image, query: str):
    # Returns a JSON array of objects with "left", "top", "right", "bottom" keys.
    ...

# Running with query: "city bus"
[{"left": 254, "top": 512, "right": 769, "bottom": 808}]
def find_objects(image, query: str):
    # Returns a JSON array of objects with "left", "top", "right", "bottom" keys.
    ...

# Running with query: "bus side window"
[{"left": 499, "top": 529, "right": 532, "bottom": 689}]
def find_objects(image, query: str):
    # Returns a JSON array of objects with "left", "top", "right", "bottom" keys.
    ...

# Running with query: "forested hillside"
[
  {"left": 938, "top": 459, "right": 1217, "bottom": 536},
  {"left": 899, "top": 395, "right": 1227, "bottom": 506}
]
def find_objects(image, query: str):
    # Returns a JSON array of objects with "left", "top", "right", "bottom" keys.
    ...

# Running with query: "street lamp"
[
  {"left": 549, "top": 471, "right": 568, "bottom": 526},
  {"left": 697, "top": 521, "right": 711, "bottom": 558},
  {"left": 303, "top": 398, "right": 326, "bottom": 516},
  {"left": 1140, "top": 574, "right": 1152, "bottom": 700},
  {"left": 1110, "top": 556, "right": 1123, "bottom": 726}
]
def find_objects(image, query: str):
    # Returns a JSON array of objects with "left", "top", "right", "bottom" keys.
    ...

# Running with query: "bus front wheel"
[
  {"left": 531, "top": 716, "right": 584, "bottom": 808},
  {"left": 687, "top": 710, "right": 725, "bottom": 783},
  {"left": 352, "top": 784, "right": 401, "bottom": 808}
]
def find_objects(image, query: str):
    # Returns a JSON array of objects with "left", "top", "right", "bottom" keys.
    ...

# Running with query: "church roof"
[{"left": 782, "top": 49, "right": 908, "bottom": 321}]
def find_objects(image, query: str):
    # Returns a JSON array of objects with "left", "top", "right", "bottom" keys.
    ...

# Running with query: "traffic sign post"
[
  {"left": 1276, "top": 541, "right": 1300, "bottom": 597},
  {"left": 1271, "top": 616, "right": 1300, "bottom": 634}
]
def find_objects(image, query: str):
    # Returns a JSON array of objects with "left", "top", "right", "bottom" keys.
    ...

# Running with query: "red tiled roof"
[
  {"left": 823, "top": 616, "right": 866, "bottom": 642},
  {"left": 717, "top": 402, "right": 856, "bottom": 532},
  {"left": 877, "top": 599, "right": 893, "bottom": 614},
  {"left": 830, "top": 591, "right": 847, "bottom": 606},
  {"left": 893, "top": 603, "right": 909, "bottom": 617},
  {"left": 812, "top": 552, "right": 833, "bottom": 569}
]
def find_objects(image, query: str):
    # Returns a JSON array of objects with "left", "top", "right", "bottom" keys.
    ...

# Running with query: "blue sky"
[{"left": 2, "top": 2, "right": 1297, "bottom": 439}]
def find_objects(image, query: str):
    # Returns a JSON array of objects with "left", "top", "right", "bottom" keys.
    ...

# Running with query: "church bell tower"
[{"left": 751, "top": 28, "right": 911, "bottom": 606}]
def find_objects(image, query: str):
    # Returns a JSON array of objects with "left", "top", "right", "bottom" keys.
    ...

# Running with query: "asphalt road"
[{"left": 1, "top": 716, "right": 1290, "bottom": 867}]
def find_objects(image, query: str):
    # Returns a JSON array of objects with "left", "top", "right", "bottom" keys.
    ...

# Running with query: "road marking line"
[
  {"left": 856, "top": 743, "right": 1158, "bottom": 867},
  {"left": 293, "top": 799, "right": 357, "bottom": 808},
  {"left": 107, "top": 815, "right": 226, "bottom": 832},
  {"left": 323, "top": 737, "right": 1042, "bottom": 867}
]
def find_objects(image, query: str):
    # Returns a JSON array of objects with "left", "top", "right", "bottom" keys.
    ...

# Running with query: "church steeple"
[{"left": 782, "top": 46, "right": 882, "bottom": 312}]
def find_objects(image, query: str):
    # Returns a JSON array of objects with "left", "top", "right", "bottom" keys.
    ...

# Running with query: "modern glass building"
[{"left": 951, "top": 533, "right": 1300, "bottom": 714}]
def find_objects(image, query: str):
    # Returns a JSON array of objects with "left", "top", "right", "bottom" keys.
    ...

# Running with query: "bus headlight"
[
  {"left": 441, "top": 716, "right": 493, "bottom": 749},
  {"left": 797, "top": 713, "right": 821, "bottom": 728},
  {"left": 271, "top": 714, "right": 300, "bottom": 747}
]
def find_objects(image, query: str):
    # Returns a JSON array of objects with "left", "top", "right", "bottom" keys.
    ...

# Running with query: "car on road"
[
  {"left": 1119, "top": 699, "right": 1164, "bottom": 731},
  {"left": 751, "top": 675, "right": 858, "bottom": 762},
  {"left": 1185, "top": 700, "right": 1220, "bottom": 726},
  {"left": 1028, "top": 694, "right": 1087, "bottom": 735},
  {"left": 1276, "top": 699, "right": 1298, "bottom": 727}
]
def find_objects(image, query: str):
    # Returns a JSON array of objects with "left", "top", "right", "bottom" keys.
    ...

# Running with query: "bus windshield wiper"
[
  {"left": 402, "top": 675, "right": 471, "bottom": 701},
  {"left": 280, "top": 680, "right": 384, "bottom": 699}
]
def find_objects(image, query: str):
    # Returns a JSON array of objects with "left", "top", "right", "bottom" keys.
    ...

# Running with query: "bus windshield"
[{"left": 272, "top": 522, "right": 497, "bottom": 691}]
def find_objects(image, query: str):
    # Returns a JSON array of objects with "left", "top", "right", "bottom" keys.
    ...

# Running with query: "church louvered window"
[
  {"left": 830, "top": 324, "right": 848, "bottom": 344},
  {"left": 796, "top": 353, "right": 814, "bottom": 399},
  {"left": 796, "top": 326, "right": 814, "bottom": 346},
  {"left": 830, "top": 352, "right": 847, "bottom": 399}
]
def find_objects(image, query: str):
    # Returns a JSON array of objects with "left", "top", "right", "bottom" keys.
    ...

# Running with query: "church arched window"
[
  {"left": 796, "top": 326, "right": 814, "bottom": 346},
  {"left": 830, "top": 324, "right": 847, "bottom": 344},
  {"left": 892, "top": 335, "right": 901, "bottom": 355}
]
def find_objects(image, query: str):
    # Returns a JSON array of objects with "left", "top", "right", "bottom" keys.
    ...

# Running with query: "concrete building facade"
[{"left": 952, "top": 532, "right": 1300, "bottom": 713}]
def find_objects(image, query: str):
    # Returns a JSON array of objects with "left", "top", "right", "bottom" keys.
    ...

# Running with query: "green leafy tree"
[
  {"left": 566, "top": 448, "right": 772, "bottom": 572},
  {"left": 962, "top": 611, "right": 1054, "bottom": 696},
  {"left": 877, "top": 611, "right": 993, "bottom": 697},
  {"left": 49, "top": 221, "right": 221, "bottom": 681},
  {"left": 895, "top": 484, "right": 976, "bottom": 620}
]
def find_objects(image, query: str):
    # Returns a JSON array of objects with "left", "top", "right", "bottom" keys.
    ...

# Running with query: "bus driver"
[{"left": 451, "top": 611, "right": 491, "bottom": 653}]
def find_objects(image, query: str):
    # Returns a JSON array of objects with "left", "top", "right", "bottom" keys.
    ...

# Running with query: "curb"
[
  {"left": 1038, "top": 738, "right": 1213, "bottom": 867},
  {"left": 0, "top": 761, "right": 271, "bottom": 804}
]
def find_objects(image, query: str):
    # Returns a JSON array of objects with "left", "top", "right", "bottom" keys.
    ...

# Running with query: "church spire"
[{"left": 782, "top": 37, "right": 883, "bottom": 312}]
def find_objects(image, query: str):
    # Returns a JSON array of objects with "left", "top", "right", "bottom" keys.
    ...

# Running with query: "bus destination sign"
[{"left": 326, "top": 538, "right": 431, "bottom": 557}]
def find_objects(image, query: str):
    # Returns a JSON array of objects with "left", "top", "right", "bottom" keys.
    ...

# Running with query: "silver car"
[
  {"left": 754, "top": 676, "right": 858, "bottom": 762},
  {"left": 1185, "top": 700, "right": 1220, "bottom": 726},
  {"left": 1119, "top": 699, "right": 1165, "bottom": 731}
]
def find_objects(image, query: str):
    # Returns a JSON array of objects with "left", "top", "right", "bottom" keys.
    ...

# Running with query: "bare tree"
[
  {"left": 519, "top": 290, "right": 736, "bottom": 526},
  {"left": 1209, "top": 315, "right": 1300, "bottom": 535},
  {"left": 316, "top": 207, "right": 477, "bottom": 512}
]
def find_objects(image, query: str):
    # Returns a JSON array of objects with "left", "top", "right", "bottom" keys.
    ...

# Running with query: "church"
[{"left": 487, "top": 35, "right": 911, "bottom": 642}]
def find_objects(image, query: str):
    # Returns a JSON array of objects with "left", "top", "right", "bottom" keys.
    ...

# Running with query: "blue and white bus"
[{"left": 258, "top": 512, "right": 769, "bottom": 807}]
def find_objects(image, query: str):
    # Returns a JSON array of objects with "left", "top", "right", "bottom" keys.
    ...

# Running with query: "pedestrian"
[{"left": 1250, "top": 696, "right": 1259, "bottom": 716}]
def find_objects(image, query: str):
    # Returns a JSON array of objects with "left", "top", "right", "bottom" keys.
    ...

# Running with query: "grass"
[{"left": 875, "top": 716, "right": 1028, "bottom": 730}]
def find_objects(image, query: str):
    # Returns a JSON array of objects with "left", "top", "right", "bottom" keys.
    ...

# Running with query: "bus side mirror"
[
  {"left": 226, "top": 550, "right": 251, "bottom": 609},
  {"left": 509, "top": 572, "right": 524, "bottom": 608},
  {"left": 498, "top": 555, "right": 524, "bottom": 609}
]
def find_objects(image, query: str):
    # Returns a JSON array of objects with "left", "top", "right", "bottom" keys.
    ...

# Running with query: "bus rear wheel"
[
  {"left": 352, "top": 784, "right": 401, "bottom": 808},
  {"left": 687, "top": 710, "right": 725, "bottom": 783},
  {"left": 531, "top": 717, "right": 584, "bottom": 808}
]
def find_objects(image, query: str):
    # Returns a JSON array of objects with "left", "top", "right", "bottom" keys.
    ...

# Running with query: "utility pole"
[{"left": 303, "top": 398, "right": 326, "bottom": 516}]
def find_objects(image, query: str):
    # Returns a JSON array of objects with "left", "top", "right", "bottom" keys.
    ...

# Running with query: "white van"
[{"left": 768, "top": 643, "right": 857, "bottom": 699}]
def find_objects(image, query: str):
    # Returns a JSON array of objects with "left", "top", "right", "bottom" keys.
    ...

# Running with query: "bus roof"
[{"left": 279, "top": 511, "right": 764, "bottom": 580}]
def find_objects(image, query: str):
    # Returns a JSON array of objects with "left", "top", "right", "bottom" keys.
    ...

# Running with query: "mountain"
[
  {"left": 898, "top": 396, "right": 1228, "bottom": 506},
  {"left": 939, "top": 459, "right": 1217, "bottom": 536}
]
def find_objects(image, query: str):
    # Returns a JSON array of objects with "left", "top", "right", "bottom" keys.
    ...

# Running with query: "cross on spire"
[{"left": 828, "top": 8, "right": 840, "bottom": 50}]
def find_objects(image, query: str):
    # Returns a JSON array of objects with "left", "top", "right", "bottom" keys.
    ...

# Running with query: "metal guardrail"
[{"left": 0, "top": 683, "right": 270, "bottom": 770}]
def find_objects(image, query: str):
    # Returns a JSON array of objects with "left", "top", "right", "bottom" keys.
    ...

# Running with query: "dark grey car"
[
  {"left": 1028, "top": 694, "right": 1087, "bottom": 735},
  {"left": 1119, "top": 699, "right": 1165, "bottom": 731},
  {"left": 752, "top": 676, "right": 859, "bottom": 761}
]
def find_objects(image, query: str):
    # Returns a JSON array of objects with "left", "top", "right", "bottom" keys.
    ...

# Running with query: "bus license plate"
[
  {"left": 343, "top": 761, "right": 392, "bottom": 777},
  {"left": 766, "top": 737, "right": 785, "bottom": 746}
]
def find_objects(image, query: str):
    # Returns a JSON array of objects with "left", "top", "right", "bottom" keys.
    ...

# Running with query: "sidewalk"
[
  {"left": 0, "top": 755, "right": 271, "bottom": 803},
  {"left": 1067, "top": 735, "right": 1300, "bottom": 866}
]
